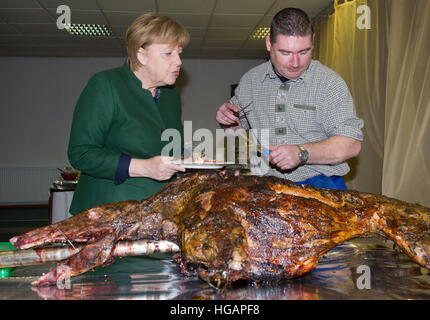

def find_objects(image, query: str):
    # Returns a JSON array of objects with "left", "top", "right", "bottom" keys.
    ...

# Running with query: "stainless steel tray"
[{"left": 0, "top": 238, "right": 429, "bottom": 300}]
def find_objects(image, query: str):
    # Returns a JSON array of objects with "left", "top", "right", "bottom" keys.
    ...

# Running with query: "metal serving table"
[{"left": 0, "top": 238, "right": 429, "bottom": 300}]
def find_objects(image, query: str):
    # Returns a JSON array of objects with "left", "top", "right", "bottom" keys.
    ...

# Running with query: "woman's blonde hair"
[{"left": 126, "top": 13, "right": 190, "bottom": 71}]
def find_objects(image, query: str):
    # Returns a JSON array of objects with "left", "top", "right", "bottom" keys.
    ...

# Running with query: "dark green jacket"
[{"left": 68, "top": 63, "right": 183, "bottom": 214}]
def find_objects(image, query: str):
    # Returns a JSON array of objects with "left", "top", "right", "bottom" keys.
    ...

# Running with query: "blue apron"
[{"left": 296, "top": 174, "right": 347, "bottom": 190}]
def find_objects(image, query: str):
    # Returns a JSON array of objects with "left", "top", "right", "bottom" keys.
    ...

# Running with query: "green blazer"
[{"left": 68, "top": 63, "right": 183, "bottom": 215}]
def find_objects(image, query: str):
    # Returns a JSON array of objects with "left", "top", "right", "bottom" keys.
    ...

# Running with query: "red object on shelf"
[{"left": 61, "top": 172, "right": 79, "bottom": 181}]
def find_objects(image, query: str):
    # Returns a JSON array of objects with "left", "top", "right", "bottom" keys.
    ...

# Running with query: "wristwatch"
[{"left": 296, "top": 145, "right": 309, "bottom": 165}]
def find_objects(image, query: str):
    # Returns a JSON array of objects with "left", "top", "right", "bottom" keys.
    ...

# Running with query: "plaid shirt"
[{"left": 231, "top": 60, "right": 364, "bottom": 181}]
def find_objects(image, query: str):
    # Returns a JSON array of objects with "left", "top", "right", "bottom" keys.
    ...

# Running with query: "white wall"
[
  {"left": 0, "top": 57, "right": 263, "bottom": 202},
  {"left": 0, "top": 57, "right": 262, "bottom": 167},
  {"left": 0, "top": 57, "right": 121, "bottom": 167},
  {"left": 179, "top": 59, "right": 261, "bottom": 133}
]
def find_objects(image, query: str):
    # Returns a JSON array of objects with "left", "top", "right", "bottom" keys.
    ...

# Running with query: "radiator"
[{"left": 0, "top": 167, "right": 59, "bottom": 204}]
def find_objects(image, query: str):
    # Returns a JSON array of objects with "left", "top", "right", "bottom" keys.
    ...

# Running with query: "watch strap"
[{"left": 296, "top": 145, "right": 309, "bottom": 165}]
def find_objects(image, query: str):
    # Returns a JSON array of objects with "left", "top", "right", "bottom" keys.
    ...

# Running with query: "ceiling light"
[
  {"left": 249, "top": 27, "right": 270, "bottom": 40},
  {"left": 64, "top": 24, "right": 112, "bottom": 36}
]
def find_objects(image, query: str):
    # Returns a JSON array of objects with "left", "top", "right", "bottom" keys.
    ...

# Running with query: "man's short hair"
[{"left": 270, "top": 8, "right": 313, "bottom": 43}]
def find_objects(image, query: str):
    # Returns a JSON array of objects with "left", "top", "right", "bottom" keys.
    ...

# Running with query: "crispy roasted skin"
[{"left": 9, "top": 170, "right": 430, "bottom": 287}]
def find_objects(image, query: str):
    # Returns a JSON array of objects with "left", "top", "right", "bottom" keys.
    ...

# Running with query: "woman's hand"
[{"left": 129, "top": 156, "right": 185, "bottom": 181}]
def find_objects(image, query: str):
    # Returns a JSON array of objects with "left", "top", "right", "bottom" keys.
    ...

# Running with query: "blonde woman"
[{"left": 68, "top": 13, "right": 188, "bottom": 215}]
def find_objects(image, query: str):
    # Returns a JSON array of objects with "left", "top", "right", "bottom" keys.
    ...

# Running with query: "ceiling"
[{"left": 0, "top": 0, "right": 332, "bottom": 59}]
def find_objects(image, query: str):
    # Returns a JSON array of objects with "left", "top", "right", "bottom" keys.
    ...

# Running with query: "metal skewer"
[
  {"left": 236, "top": 103, "right": 271, "bottom": 158},
  {"left": 0, "top": 240, "right": 180, "bottom": 268}
]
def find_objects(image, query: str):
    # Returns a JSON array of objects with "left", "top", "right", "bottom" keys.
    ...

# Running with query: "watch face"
[
  {"left": 296, "top": 145, "right": 308, "bottom": 165},
  {"left": 299, "top": 149, "right": 309, "bottom": 163}
]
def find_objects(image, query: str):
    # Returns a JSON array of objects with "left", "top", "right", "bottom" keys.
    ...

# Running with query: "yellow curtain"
[
  {"left": 314, "top": 0, "right": 388, "bottom": 194},
  {"left": 382, "top": 0, "right": 430, "bottom": 206},
  {"left": 314, "top": 0, "right": 430, "bottom": 206}
]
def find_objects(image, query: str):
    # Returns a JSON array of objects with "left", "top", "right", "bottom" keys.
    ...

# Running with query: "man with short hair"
[{"left": 216, "top": 7, "right": 363, "bottom": 190}]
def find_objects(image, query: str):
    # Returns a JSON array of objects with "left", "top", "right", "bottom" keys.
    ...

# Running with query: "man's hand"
[
  {"left": 129, "top": 156, "right": 185, "bottom": 181},
  {"left": 267, "top": 136, "right": 362, "bottom": 171},
  {"left": 216, "top": 102, "right": 240, "bottom": 127},
  {"left": 268, "top": 145, "right": 302, "bottom": 170}
]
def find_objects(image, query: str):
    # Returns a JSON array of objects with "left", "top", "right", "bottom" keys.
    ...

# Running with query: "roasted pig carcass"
[{"left": 8, "top": 170, "right": 430, "bottom": 287}]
